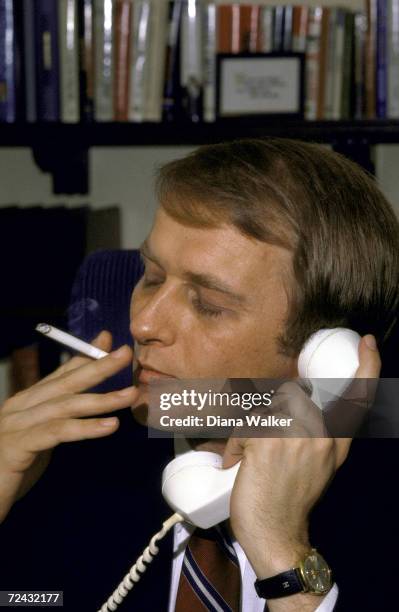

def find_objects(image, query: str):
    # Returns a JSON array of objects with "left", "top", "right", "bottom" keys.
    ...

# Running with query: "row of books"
[{"left": 0, "top": 1, "right": 397, "bottom": 123}]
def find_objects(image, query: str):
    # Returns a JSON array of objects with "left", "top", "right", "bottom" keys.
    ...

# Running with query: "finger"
[
  {"left": 7, "top": 344, "right": 133, "bottom": 412},
  {"left": 223, "top": 435, "right": 246, "bottom": 468},
  {"left": 36, "top": 330, "right": 113, "bottom": 386},
  {"left": 355, "top": 334, "right": 381, "bottom": 379},
  {"left": 20, "top": 416, "right": 120, "bottom": 453},
  {"left": 13, "top": 387, "right": 138, "bottom": 428}
]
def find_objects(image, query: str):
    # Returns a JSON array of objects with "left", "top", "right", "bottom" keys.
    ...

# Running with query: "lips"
[{"left": 136, "top": 363, "right": 176, "bottom": 384}]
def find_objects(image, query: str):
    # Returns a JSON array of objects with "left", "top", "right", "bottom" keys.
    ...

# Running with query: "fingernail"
[
  {"left": 364, "top": 335, "right": 377, "bottom": 350},
  {"left": 99, "top": 418, "right": 118, "bottom": 427},
  {"left": 116, "top": 386, "right": 136, "bottom": 397},
  {"left": 111, "top": 345, "right": 129, "bottom": 359}
]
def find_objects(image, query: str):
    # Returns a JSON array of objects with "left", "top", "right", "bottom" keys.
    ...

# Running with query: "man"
[{"left": 0, "top": 139, "right": 397, "bottom": 611}]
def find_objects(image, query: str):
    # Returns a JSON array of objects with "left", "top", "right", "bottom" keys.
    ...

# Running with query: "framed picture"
[{"left": 216, "top": 52, "right": 305, "bottom": 119}]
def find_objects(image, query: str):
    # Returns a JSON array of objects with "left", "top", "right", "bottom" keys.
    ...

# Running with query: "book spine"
[
  {"left": 387, "top": 0, "right": 399, "bottom": 117},
  {"left": 283, "top": 6, "right": 293, "bottom": 51},
  {"left": 129, "top": 0, "right": 151, "bottom": 122},
  {"left": 305, "top": 7, "right": 322, "bottom": 120},
  {"left": 273, "top": 6, "right": 284, "bottom": 51},
  {"left": 354, "top": 11, "right": 367, "bottom": 118},
  {"left": 292, "top": 6, "right": 308, "bottom": 52},
  {"left": 144, "top": 0, "right": 169, "bottom": 122},
  {"left": 114, "top": 0, "right": 132, "bottom": 122},
  {"left": 331, "top": 8, "right": 346, "bottom": 120},
  {"left": 181, "top": 0, "right": 203, "bottom": 122},
  {"left": 94, "top": 0, "right": 114, "bottom": 121},
  {"left": 78, "top": 0, "right": 94, "bottom": 122},
  {"left": 35, "top": 0, "right": 60, "bottom": 122},
  {"left": 249, "top": 6, "right": 261, "bottom": 52},
  {"left": 237, "top": 5, "right": 252, "bottom": 53},
  {"left": 23, "top": 0, "right": 37, "bottom": 122},
  {"left": 217, "top": 5, "right": 232, "bottom": 53},
  {"left": 163, "top": 0, "right": 183, "bottom": 122},
  {"left": 376, "top": 0, "right": 387, "bottom": 117},
  {"left": 316, "top": 8, "right": 330, "bottom": 120},
  {"left": 324, "top": 8, "right": 337, "bottom": 119},
  {"left": 365, "top": 0, "right": 377, "bottom": 117},
  {"left": 202, "top": 2, "right": 217, "bottom": 123},
  {"left": 13, "top": 0, "right": 26, "bottom": 121},
  {"left": 0, "top": 0, "right": 15, "bottom": 122},
  {"left": 59, "top": 0, "right": 79, "bottom": 123},
  {"left": 341, "top": 11, "right": 355, "bottom": 119},
  {"left": 260, "top": 6, "right": 274, "bottom": 53}
]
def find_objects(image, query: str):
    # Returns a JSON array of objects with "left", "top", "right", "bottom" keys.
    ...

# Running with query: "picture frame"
[{"left": 216, "top": 52, "right": 305, "bottom": 119}]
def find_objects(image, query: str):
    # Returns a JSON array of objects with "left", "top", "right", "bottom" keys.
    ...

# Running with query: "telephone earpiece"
[{"left": 161, "top": 328, "right": 361, "bottom": 528}]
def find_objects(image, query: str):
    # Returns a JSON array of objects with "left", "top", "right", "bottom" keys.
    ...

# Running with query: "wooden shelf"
[
  {"left": 1, "top": 119, "right": 396, "bottom": 193},
  {"left": 1, "top": 119, "right": 399, "bottom": 146}
]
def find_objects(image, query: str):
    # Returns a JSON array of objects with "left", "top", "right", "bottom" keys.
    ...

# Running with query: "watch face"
[{"left": 301, "top": 551, "right": 332, "bottom": 593}]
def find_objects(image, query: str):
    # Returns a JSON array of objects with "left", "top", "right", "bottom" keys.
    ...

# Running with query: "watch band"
[{"left": 254, "top": 568, "right": 304, "bottom": 599}]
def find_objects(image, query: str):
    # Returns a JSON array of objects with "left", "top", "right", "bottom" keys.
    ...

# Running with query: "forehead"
[{"left": 145, "top": 208, "right": 292, "bottom": 303}]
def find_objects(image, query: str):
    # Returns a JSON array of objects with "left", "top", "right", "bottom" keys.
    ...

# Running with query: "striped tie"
[{"left": 175, "top": 521, "right": 241, "bottom": 612}]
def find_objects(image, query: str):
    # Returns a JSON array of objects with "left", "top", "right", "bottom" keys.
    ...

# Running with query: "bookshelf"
[{"left": 0, "top": 119, "right": 397, "bottom": 193}]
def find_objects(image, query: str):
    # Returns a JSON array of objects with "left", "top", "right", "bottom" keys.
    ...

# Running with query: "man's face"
[{"left": 129, "top": 207, "right": 297, "bottom": 411}]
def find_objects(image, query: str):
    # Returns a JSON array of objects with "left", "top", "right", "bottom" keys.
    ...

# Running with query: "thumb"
[
  {"left": 222, "top": 436, "right": 246, "bottom": 469},
  {"left": 355, "top": 334, "right": 381, "bottom": 379}
]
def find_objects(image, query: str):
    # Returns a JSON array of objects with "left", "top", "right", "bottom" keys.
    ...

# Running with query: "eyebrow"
[{"left": 139, "top": 240, "right": 247, "bottom": 304}]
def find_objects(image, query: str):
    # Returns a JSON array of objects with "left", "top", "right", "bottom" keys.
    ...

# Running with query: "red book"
[
  {"left": 217, "top": 5, "right": 233, "bottom": 52},
  {"left": 114, "top": 0, "right": 133, "bottom": 121}
]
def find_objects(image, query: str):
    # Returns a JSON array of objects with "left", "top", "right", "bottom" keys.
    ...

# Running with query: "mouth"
[{"left": 135, "top": 362, "right": 176, "bottom": 385}]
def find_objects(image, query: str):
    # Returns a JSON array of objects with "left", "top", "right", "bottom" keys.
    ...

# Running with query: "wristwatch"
[{"left": 254, "top": 548, "right": 332, "bottom": 599}]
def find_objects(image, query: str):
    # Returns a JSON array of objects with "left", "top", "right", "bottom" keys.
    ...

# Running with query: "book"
[
  {"left": 202, "top": 2, "right": 217, "bottom": 122},
  {"left": 144, "top": 0, "right": 169, "bottom": 122},
  {"left": 34, "top": 0, "right": 60, "bottom": 122},
  {"left": 163, "top": 0, "right": 183, "bottom": 121},
  {"left": 114, "top": 0, "right": 132, "bottom": 121},
  {"left": 259, "top": 6, "right": 274, "bottom": 53},
  {"left": 376, "top": 0, "right": 388, "bottom": 117},
  {"left": 292, "top": 6, "right": 308, "bottom": 52},
  {"left": 305, "top": 7, "right": 323, "bottom": 120},
  {"left": 181, "top": 0, "right": 203, "bottom": 122},
  {"left": 0, "top": 0, "right": 15, "bottom": 122},
  {"left": 341, "top": 11, "right": 355, "bottom": 119},
  {"left": 324, "top": 8, "right": 337, "bottom": 119},
  {"left": 217, "top": 4, "right": 232, "bottom": 53},
  {"left": 354, "top": 12, "right": 367, "bottom": 119},
  {"left": 78, "top": 0, "right": 94, "bottom": 121},
  {"left": 317, "top": 8, "right": 330, "bottom": 120},
  {"left": 387, "top": 0, "right": 399, "bottom": 117},
  {"left": 59, "top": 0, "right": 80, "bottom": 122},
  {"left": 129, "top": 0, "right": 151, "bottom": 122},
  {"left": 283, "top": 6, "right": 293, "bottom": 51},
  {"left": 94, "top": 0, "right": 114, "bottom": 121},
  {"left": 331, "top": 8, "right": 346, "bottom": 120},
  {"left": 23, "top": 0, "right": 36, "bottom": 122},
  {"left": 273, "top": 6, "right": 284, "bottom": 51},
  {"left": 365, "top": 0, "right": 377, "bottom": 117},
  {"left": 13, "top": 0, "right": 26, "bottom": 121}
]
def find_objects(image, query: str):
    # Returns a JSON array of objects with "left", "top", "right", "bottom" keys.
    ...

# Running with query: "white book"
[
  {"left": 144, "top": 0, "right": 169, "bottom": 122},
  {"left": 260, "top": 6, "right": 273, "bottom": 52},
  {"left": 94, "top": 0, "right": 114, "bottom": 121},
  {"left": 181, "top": 0, "right": 203, "bottom": 122},
  {"left": 354, "top": 11, "right": 367, "bottom": 118},
  {"left": 202, "top": 3, "right": 217, "bottom": 122},
  {"left": 331, "top": 8, "right": 346, "bottom": 120},
  {"left": 305, "top": 7, "right": 322, "bottom": 120},
  {"left": 388, "top": 0, "right": 399, "bottom": 117},
  {"left": 59, "top": 0, "right": 79, "bottom": 122},
  {"left": 129, "top": 0, "right": 151, "bottom": 122}
]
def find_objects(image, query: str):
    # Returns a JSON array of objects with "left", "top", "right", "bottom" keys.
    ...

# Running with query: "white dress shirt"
[{"left": 167, "top": 520, "right": 339, "bottom": 612}]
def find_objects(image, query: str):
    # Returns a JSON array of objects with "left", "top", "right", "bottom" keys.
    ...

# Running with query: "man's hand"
[
  {"left": 223, "top": 335, "right": 381, "bottom": 611},
  {"left": 0, "top": 331, "right": 137, "bottom": 525}
]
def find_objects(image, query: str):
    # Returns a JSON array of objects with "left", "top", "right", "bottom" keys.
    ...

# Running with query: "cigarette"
[{"left": 35, "top": 323, "right": 109, "bottom": 360}]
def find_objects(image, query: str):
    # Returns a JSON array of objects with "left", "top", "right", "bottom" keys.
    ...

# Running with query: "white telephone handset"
[
  {"left": 161, "top": 327, "right": 360, "bottom": 529},
  {"left": 98, "top": 328, "right": 360, "bottom": 611}
]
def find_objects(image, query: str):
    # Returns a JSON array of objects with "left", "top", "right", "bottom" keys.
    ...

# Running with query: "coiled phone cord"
[{"left": 97, "top": 512, "right": 183, "bottom": 612}]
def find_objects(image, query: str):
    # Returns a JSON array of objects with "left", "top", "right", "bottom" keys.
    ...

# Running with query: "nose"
[{"left": 130, "top": 282, "right": 175, "bottom": 347}]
